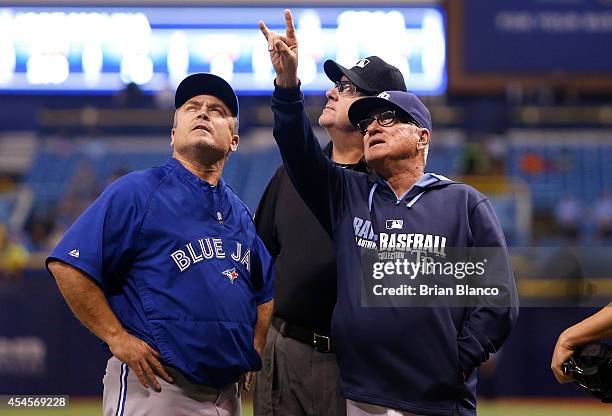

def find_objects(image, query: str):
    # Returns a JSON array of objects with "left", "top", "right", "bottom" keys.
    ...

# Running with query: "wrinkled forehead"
[{"left": 180, "top": 94, "right": 229, "bottom": 111}]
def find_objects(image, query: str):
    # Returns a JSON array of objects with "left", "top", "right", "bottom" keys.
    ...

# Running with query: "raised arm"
[
  {"left": 259, "top": 10, "right": 344, "bottom": 235},
  {"left": 259, "top": 10, "right": 298, "bottom": 89}
]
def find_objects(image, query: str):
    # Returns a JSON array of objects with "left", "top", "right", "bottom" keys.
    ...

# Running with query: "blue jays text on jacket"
[
  {"left": 47, "top": 158, "right": 275, "bottom": 388},
  {"left": 271, "top": 85, "right": 519, "bottom": 416}
]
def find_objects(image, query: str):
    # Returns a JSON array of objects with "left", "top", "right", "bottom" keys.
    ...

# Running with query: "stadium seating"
[{"left": 507, "top": 130, "right": 612, "bottom": 211}]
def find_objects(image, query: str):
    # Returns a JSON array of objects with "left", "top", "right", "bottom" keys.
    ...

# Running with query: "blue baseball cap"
[
  {"left": 174, "top": 73, "right": 239, "bottom": 116},
  {"left": 348, "top": 91, "right": 432, "bottom": 133}
]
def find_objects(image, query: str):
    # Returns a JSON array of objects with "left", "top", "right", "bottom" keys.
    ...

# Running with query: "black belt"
[{"left": 272, "top": 317, "right": 333, "bottom": 353}]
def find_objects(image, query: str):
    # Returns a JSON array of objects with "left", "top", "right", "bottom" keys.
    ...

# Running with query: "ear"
[
  {"left": 230, "top": 134, "right": 240, "bottom": 152},
  {"left": 417, "top": 129, "right": 430, "bottom": 150},
  {"left": 170, "top": 128, "right": 176, "bottom": 147}
]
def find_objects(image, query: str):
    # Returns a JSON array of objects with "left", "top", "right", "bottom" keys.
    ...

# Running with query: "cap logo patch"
[
  {"left": 378, "top": 92, "right": 391, "bottom": 100},
  {"left": 355, "top": 59, "right": 370, "bottom": 68}
]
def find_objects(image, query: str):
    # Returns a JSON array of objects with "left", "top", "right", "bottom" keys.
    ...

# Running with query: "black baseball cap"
[
  {"left": 323, "top": 56, "right": 407, "bottom": 95},
  {"left": 174, "top": 73, "right": 239, "bottom": 116},
  {"left": 348, "top": 91, "right": 432, "bottom": 133}
]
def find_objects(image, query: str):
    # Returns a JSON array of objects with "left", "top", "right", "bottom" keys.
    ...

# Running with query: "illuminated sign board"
[{"left": 0, "top": 6, "right": 446, "bottom": 95}]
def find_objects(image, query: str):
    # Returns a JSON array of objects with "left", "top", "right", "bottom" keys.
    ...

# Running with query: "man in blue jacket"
[
  {"left": 46, "top": 73, "right": 275, "bottom": 416},
  {"left": 260, "top": 10, "right": 518, "bottom": 416}
]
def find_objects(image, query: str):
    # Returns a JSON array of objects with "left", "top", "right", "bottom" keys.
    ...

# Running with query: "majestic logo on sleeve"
[
  {"left": 170, "top": 238, "right": 250, "bottom": 273},
  {"left": 68, "top": 249, "right": 80, "bottom": 258},
  {"left": 222, "top": 268, "right": 239, "bottom": 284}
]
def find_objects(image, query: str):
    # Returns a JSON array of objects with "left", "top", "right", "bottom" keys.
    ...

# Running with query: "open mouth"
[
  {"left": 368, "top": 138, "right": 385, "bottom": 148},
  {"left": 192, "top": 124, "right": 211, "bottom": 133}
]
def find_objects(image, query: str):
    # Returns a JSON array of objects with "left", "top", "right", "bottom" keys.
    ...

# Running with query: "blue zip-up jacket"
[
  {"left": 47, "top": 158, "right": 275, "bottom": 388},
  {"left": 271, "top": 86, "right": 519, "bottom": 416}
]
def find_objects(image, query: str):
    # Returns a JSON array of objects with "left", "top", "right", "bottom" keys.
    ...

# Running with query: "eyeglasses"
[
  {"left": 356, "top": 110, "right": 419, "bottom": 134},
  {"left": 334, "top": 81, "right": 359, "bottom": 96}
]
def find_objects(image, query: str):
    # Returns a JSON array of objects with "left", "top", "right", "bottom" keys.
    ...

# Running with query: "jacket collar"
[
  {"left": 167, "top": 157, "right": 226, "bottom": 190},
  {"left": 368, "top": 173, "right": 455, "bottom": 212}
]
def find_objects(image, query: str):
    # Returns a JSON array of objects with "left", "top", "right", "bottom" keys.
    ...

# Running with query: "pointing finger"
[
  {"left": 259, "top": 21, "right": 277, "bottom": 51},
  {"left": 284, "top": 9, "right": 296, "bottom": 40},
  {"left": 260, "top": 23, "right": 278, "bottom": 52},
  {"left": 259, "top": 20, "right": 270, "bottom": 40}
]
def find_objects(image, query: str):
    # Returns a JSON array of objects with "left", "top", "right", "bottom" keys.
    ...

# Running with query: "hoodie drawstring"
[
  {"left": 368, "top": 183, "right": 378, "bottom": 213},
  {"left": 370, "top": 183, "right": 426, "bottom": 210},
  {"left": 406, "top": 191, "right": 426, "bottom": 208}
]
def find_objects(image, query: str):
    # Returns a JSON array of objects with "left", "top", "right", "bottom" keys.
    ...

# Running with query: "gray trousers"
[
  {"left": 102, "top": 356, "right": 241, "bottom": 416},
  {"left": 253, "top": 322, "right": 346, "bottom": 416}
]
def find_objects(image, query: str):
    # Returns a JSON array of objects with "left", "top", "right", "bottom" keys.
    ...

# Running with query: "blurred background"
[{"left": 0, "top": 0, "right": 611, "bottom": 414}]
